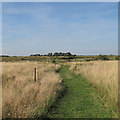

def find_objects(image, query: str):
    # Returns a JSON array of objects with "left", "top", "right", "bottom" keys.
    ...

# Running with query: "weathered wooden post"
[{"left": 34, "top": 68, "right": 36, "bottom": 82}]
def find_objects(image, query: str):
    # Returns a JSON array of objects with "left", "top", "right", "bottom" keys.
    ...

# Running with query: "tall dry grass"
[
  {"left": 2, "top": 61, "right": 62, "bottom": 118},
  {"left": 69, "top": 60, "right": 118, "bottom": 117},
  {"left": 0, "top": 61, "right": 2, "bottom": 119}
]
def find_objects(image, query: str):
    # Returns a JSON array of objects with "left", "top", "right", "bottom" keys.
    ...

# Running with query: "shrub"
[
  {"left": 97, "top": 55, "right": 109, "bottom": 60},
  {"left": 115, "top": 56, "right": 119, "bottom": 60},
  {"left": 52, "top": 59, "right": 56, "bottom": 63}
]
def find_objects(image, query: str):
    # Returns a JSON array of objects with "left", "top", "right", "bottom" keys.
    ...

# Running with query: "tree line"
[{"left": 30, "top": 52, "right": 76, "bottom": 56}]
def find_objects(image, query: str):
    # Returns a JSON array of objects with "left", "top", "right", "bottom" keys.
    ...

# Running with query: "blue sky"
[{"left": 2, "top": 2, "right": 118, "bottom": 56}]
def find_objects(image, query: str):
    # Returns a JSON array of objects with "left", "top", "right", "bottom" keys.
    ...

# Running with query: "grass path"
[{"left": 47, "top": 65, "right": 112, "bottom": 118}]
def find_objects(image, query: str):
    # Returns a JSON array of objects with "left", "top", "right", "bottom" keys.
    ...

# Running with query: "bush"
[
  {"left": 21, "top": 57, "right": 25, "bottom": 60},
  {"left": 86, "top": 59, "right": 91, "bottom": 61},
  {"left": 52, "top": 59, "right": 56, "bottom": 63},
  {"left": 97, "top": 55, "right": 109, "bottom": 60},
  {"left": 115, "top": 56, "right": 119, "bottom": 60}
]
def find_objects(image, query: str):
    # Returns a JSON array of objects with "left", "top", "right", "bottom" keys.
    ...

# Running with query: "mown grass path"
[{"left": 47, "top": 65, "right": 112, "bottom": 118}]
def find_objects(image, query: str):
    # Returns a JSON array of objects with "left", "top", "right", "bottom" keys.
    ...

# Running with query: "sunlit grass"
[
  {"left": 2, "top": 61, "right": 62, "bottom": 118},
  {"left": 69, "top": 60, "right": 118, "bottom": 117}
]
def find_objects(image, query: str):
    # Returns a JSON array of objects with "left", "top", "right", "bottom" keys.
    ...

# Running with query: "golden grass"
[
  {"left": 69, "top": 60, "right": 118, "bottom": 116},
  {"left": 0, "top": 61, "right": 2, "bottom": 119},
  {"left": 2, "top": 61, "right": 62, "bottom": 118}
]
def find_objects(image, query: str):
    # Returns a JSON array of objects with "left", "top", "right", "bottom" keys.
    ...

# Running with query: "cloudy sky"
[{"left": 2, "top": 2, "right": 118, "bottom": 56}]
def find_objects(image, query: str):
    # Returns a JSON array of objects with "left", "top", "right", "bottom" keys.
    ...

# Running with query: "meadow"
[
  {"left": 2, "top": 61, "right": 62, "bottom": 118},
  {"left": 1, "top": 56, "right": 119, "bottom": 118},
  {"left": 69, "top": 60, "right": 118, "bottom": 116}
]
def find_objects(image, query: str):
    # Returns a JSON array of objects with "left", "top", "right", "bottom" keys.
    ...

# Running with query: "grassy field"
[
  {"left": 2, "top": 61, "right": 62, "bottom": 118},
  {"left": 1, "top": 55, "right": 118, "bottom": 62},
  {"left": 1, "top": 57, "right": 119, "bottom": 118},
  {"left": 47, "top": 65, "right": 113, "bottom": 118},
  {"left": 68, "top": 60, "right": 118, "bottom": 117}
]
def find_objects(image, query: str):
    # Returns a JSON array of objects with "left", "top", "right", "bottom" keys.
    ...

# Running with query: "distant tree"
[
  {"left": 54, "top": 52, "right": 59, "bottom": 56},
  {"left": 35, "top": 54, "right": 40, "bottom": 56},
  {"left": 1, "top": 55, "right": 10, "bottom": 57},
  {"left": 48, "top": 53, "right": 52, "bottom": 56},
  {"left": 65, "top": 52, "right": 72, "bottom": 56},
  {"left": 30, "top": 54, "right": 40, "bottom": 56},
  {"left": 53, "top": 52, "right": 73, "bottom": 56},
  {"left": 58, "top": 52, "right": 63, "bottom": 56}
]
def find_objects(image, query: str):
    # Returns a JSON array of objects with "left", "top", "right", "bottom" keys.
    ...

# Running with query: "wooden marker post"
[{"left": 34, "top": 68, "right": 36, "bottom": 82}]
